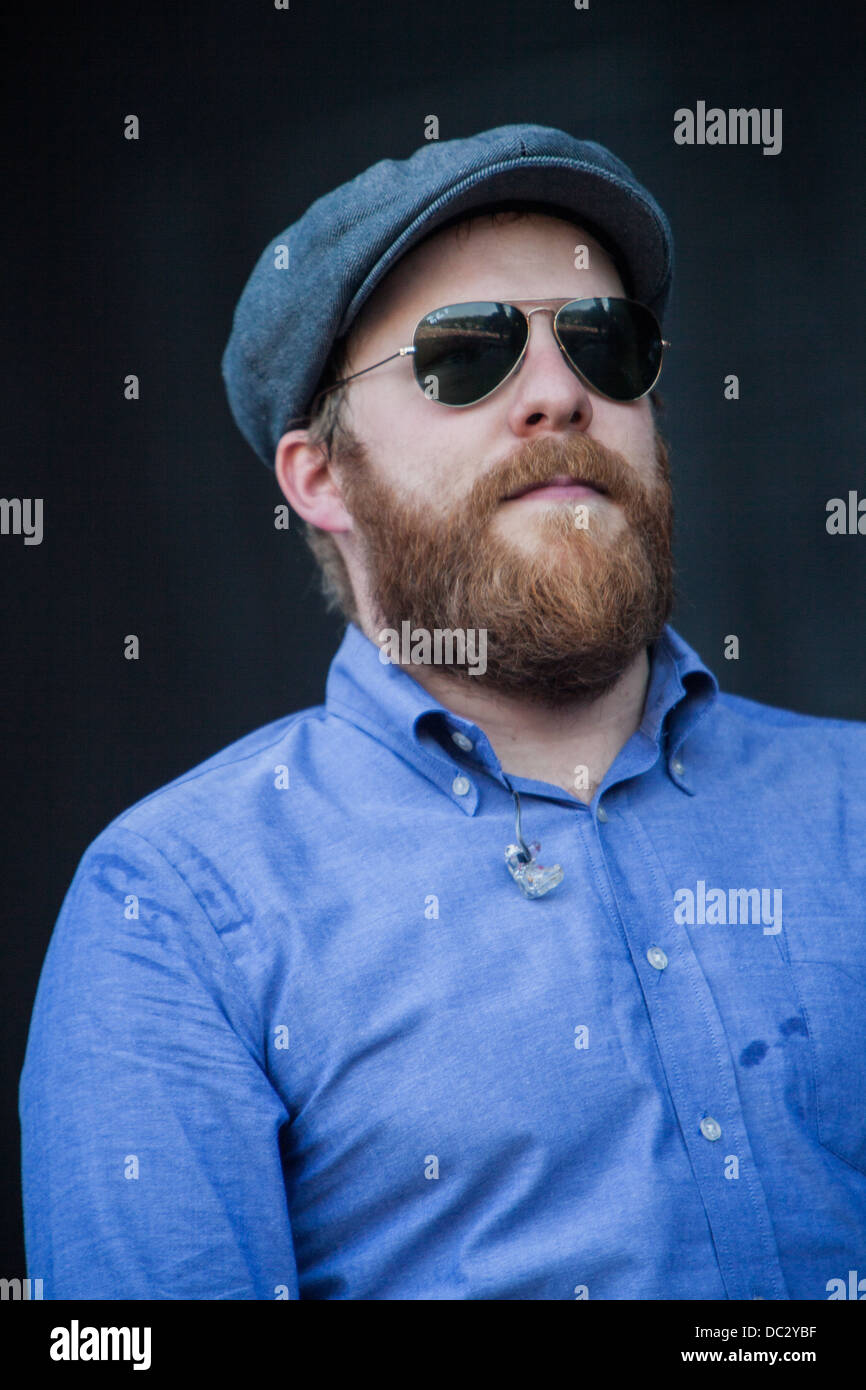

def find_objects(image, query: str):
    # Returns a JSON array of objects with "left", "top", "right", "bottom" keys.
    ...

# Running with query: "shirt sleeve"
[{"left": 18, "top": 822, "right": 300, "bottom": 1300}]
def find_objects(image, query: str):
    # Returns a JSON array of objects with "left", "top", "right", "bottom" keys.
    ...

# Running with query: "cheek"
[
  {"left": 350, "top": 366, "right": 428, "bottom": 442},
  {"left": 595, "top": 403, "right": 659, "bottom": 478},
  {"left": 353, "top": 390, "right": 480, "bottom": 503}
]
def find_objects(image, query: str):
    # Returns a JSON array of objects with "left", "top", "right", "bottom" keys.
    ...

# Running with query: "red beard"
[{"left": 337, "top": 428, "right": 676, "bottom": 707}]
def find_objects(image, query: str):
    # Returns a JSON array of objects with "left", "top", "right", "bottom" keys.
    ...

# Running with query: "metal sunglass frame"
[{"left": 309, "top": 296, "right": 672, "bottom": 411}]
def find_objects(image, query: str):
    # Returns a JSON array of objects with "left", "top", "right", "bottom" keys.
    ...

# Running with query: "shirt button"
[
  {"left": 597, "top": 806, "right": 608, "bottom": 822},
  {"left": 647, "top": 946, "right": 668, "bottom": 970},
  {"left": 452, "top": 775, "right": 471, "bottom": 797},
  {"left": 671, "top": 758, "right": 685, "bottom": 776},
  {"left": 451, "top": 730, "right": 474, "bottom": 752},
  {"left": 700, "top": 1116, "right": 722, "bottom": 1142}
]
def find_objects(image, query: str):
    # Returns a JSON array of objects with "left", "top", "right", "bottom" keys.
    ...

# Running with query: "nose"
[{"left": 504, "top": 307, "right": 594, "bottom": 438}]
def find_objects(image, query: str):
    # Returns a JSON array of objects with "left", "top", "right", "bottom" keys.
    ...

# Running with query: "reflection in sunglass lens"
[
  {"left": 555, "top": 298, "right": 662, "bottom": 401},
  {"left": 412, "top": 302, "right": 528, "bottom": 406}
]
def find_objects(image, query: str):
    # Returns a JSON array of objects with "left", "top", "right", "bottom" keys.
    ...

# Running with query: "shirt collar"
[
  {"left": 325, "top": 621, "right": 719, "bottom": 805},
  {"left": 638, "top": 623, "right": 719, "bottom": 793}
]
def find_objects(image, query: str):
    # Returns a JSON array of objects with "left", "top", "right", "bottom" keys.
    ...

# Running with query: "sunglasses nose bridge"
[
  {"left": 521, "top": 304, "right": 561, "bottom": 356},
  {"left": 523, "top": 305, "right": 557, "bottom": 331},
  {"left": 520, "top": 305, "right": 582, "bottom": 384},
  {"left": 493, "top": 306, "right": 556, "bottom": 390}
]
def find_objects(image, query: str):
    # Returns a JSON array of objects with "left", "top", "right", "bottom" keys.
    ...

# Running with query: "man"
[{"left": 20, "top": 125, "right": 866, "bottom": 1301}]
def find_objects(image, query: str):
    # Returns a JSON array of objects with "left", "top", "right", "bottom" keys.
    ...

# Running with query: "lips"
[{"left": 503, "top": 475, "right": 609, "bottom": 502}]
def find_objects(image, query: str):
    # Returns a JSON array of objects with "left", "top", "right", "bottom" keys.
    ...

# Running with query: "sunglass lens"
[
  {"left": 555, "top": 298, "right": 663, "bottom": 401},
  {"left": 412, "top": 302, "right": 528, "bottom": 406}
]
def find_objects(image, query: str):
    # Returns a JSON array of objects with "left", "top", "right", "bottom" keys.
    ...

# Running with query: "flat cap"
[{"left": 222, "top": 123, "right": 674, "bottom": 468}]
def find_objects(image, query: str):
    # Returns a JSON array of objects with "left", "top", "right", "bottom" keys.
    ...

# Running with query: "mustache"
[{"left": 467, "top": 432, "right": 649, "bottom": 519}]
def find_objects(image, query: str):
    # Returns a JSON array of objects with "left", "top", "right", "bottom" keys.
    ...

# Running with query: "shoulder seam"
[
  {"left": 107, "top": 706, "right": 328, "bottom": 831},
  {"left": 101, "top": 822, "right": 268, "bottom": 1071}
]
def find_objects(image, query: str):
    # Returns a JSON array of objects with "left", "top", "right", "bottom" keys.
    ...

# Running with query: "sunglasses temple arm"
[{"left": 309, "top": 346, "right": 416, "bottom": 411}]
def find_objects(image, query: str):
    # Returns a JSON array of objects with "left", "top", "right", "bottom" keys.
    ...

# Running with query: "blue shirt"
[{"left": 19, "top": 622, "right": 866, "bottom": 1300}]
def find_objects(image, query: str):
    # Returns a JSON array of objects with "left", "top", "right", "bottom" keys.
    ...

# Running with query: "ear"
[{"left": 274, "top": 429, "right": 353, "bottom": 533}]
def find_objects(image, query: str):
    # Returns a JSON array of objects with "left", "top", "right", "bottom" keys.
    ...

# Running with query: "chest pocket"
[{"left": 777, "top": 893, "right": 866, "bottom": 1173}]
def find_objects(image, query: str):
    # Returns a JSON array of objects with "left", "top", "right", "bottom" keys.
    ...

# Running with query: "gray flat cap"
[{"left": 222, "top": 123, "right": 674, "bottom": 468}]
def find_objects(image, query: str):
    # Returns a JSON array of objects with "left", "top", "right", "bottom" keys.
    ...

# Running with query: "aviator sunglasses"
[{"left": 312, "top": 296, "right": 671, "bottom": 410}]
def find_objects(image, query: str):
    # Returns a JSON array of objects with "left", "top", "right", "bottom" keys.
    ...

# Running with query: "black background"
[{"left": 3, "top": 0, "right": 865, "bottom": 1280}]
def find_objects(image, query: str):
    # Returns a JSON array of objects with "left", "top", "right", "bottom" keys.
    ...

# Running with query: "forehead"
[{"left": 348, "top": 211, "right": 626, "bottom": 350}]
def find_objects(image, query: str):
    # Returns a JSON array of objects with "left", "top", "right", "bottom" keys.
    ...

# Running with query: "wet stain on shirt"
[
  {"left": 740, "top": 1040, "right": 770, "bottom": 1067},
  {"left": 779, "top": 1016, "right": 808, "bottom": 1038}
]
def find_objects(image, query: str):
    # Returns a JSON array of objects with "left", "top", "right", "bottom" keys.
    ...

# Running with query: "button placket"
[{"left": 585, "top": 799, "right": 790, "bottom": 1300}]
